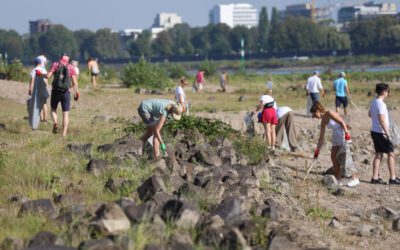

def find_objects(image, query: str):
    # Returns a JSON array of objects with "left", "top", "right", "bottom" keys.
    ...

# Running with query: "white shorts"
[
  {"left": 198, "top": 83, "right": 203, "bottom": 90},
  {"left": 332, "top": 128, "right": 345, "bottom": 147}
]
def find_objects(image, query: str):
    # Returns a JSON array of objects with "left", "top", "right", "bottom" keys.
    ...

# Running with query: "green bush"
[
  {"left": 166, "top": 64, "right": 188, "bottom": 79},
  {"left": 6, "top": 60, "right": 27, "bottom": 82},
  {"left": 199, "top": 59, "right": 217, "bottom": 77},
  {"left": 120, "top": 57, "right": 172, "bottom": 89}
]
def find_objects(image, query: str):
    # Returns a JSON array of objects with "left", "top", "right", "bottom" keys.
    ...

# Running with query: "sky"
[{"left": 1, "top": 0, "right": 399, "bottom": 34}]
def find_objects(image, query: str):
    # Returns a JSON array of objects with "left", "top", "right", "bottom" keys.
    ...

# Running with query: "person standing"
[
  {"left": 37, "top": 52, "right": 79, "bottom": 137},
  {"left": 137, "top": 99, "right": 183, "bottom": 158},
  {"left": 275, "top": 106, "right": 298, "bottom": 152},
  {"left": 306, "top": 71, "right": 325, "bottom": 104},
  {"left": 220, "top": 71, "right": 228, "bottom": 92},
  {"left": 71, "top": 60, "right": 80, "bottom": 80},
  {"left": 254, "top": 93, "right": 277, "bottom": 150},
  {"left": 195, "top": 70, "right": 205, "bottom": 93},
  {"left": 87, "top": 57, "right": 100, "bottom": 89},
  {"left": 29, "top": 55, "right": 49, "bottom": 122},
  {"left": 369, "top": 83, "right": 400, "bottom": 185},
  {"left": 333, "top": 72, "right": 350, "bottom": 116},
  {"left": 310, "top": 101, "right": 359, "bottom": 187},
  {"left": 175, "top": 77, "right": 189, "bottom": 114}
]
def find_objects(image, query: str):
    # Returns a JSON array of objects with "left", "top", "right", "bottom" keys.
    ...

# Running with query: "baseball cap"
[
  {"left": 314, "top": 70, "right": 320, "bottom": 75},
  {"left": 171, "top": 103, "right": 183, "bottom": 121}
]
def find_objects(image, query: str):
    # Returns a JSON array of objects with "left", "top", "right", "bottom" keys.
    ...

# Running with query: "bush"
[
  {"left": 166, "top": 64, "right": 188, "bottom": 79},
  {"left": 120, "top": 57, "right": 172, "bottom": 89},
  {"left": 199, "top": 59, "right": 217, "bottom": 77},
  {"left": 6, "top": 60, "right": 27, "bottom": 82}
]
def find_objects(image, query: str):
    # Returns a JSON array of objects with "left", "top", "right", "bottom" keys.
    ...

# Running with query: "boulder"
[
  {"left": 86, "top": 159, "right": 110, "bottom": 175},
  {"left": 368, "top": 206, "right": 400, "bottom": 220},
  {"left": 161, "top": 200, "right": 200, "bottom": 229},
  {"left": 55, "top": 205, "right": 86, "bottom": 224},
  {"left": 137, "top": 175, "right": 166, "bottom": 202},
  {"left": 321, "top": 175, "right": 338, "bottom": 189},
  {"left": 28, "top": 231, "right": 64, "bottom": 248},
  {"left": 353, "top": 224, "right": 383, "bottom": 237},
  {"left": 92, "top": 203, "right": 131, "bottom": 235},
  {"left": 194, "top": 170, "right": 212, "bottom": 187},
  {"left": 124, "top": 201, "right": 157, "bottom": 223},
  {"left": 167, "top": 232, "right": 194, "bottom": 250},
  {"left": 67, "top": 143, "right": 92, "bottom": 158},
  {"left": 211, "top": 196, "right": 243, "bottom": 223},
  {"left": 220, "top": 228, "right": 251, "bottom": 250},
  {"left": 19, "top": 199, "right": 55, "bottom": 217},
  {"left": 97, "top": 139, "right": 143, "bottom": 157},
  {"left": 0, "top": 237, "right": 24, "bottom": 250},
  {"left": 78, "top": 238, "right": 115, "bottom": 250},
  {"left": 104, "top": 178, "right": 133, "bottom": 194},
  {"left": 196, "top": 144, "right": 222, "bottom": 167}
]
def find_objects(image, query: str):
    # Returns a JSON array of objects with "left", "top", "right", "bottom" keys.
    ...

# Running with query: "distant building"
[
  {"left": 209, "top": 3, "right": 258, "bottom": 28},
  {"left": 153, "top": 13, "right": 182, "bottom": 29},
  {"left": 278, "top": 4, "right": 332, "bottom": 22},
  {"left": 338, "top": 2, "right": 397, "bottom": 24},
  {"left": 29, "top": 19, "right": 57, "bottom": 34}
]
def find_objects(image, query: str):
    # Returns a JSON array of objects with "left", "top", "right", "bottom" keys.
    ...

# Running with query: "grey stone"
[
  {"left": 252, "top": 164, "right": 271, "bottom": 182},
  {"left": 238, "top": 95, "right": 245, "bottom": 102},
  {"left": 124, "top": 202, "right": 157, "bottom": 223},
  {"left": 328, "top": 217, "right": 343, "bottom": 229},
  {"left": 368, "top": 206, "right": 400, "bottom": 220},
  {"left": 194, "top": 170, "right": 212, "bottom": 187},
  {"left": 97, "top": 139, "right": 143, "bottom": 157},
  {"left": 161, "top": 173, "right": 185, "bottom": 193},
  {"left": 134, "top": 87, "right": 147, "bottom": 94},
  {"left": 19, "top": 199, "right": 55, "bottom": 216},
  {"left": 265, "top": 198, "right": 289, "bottom": 221},
  {"left": 211, "top": 196, "right": 243, "bottom": 222},
  {"left": 321, "top": 175, "right": 338, "bottom": 189},
  {"left": 115, "top": 197, "right": 135, "bottom": 210},
  {"left": 67, "top": 143, "right": 92, "bottom": 158},
  {"left": 86, "top": 159, "right": 110, "bottom": 175},
  {"left": 55, "top": 205, "right": 86, "bottom": 224},
  {"left": 28, "top": 231, "right": 64, "bottom": 248},
  {"left": 332, "top": 188, "right": 346, "bottom": 197},
  {"left": 220, "top": 228, "right": 251, "bottom": 250},
  {"left": 78, "top": 238, "right": 114, "bottom": 250},
  {"left": 354, "top": 224, "right": 382, "bottom": 237},
  {"left": 168, "top": 232, "right": 194, "bottom": 250},
  {"left": 196, "top": 144, "right": 222, "bottom": 167},
  {"left": 92, "top": 203, "right": 131, "bottom": 235},
  {"left": 0, "top": 237, "right": 24, "bottom": 250},
  {"left": 393, "top": 218, "right": 400, "bottom": 231},
  {"left": 151, "top": 191, "right": 175, "bottom": 207},
  {"left": 239, "top": 176, "right": 260, "bottom": 187},
  {"left": 218, "top": 147, "right": 237, "bottom": 165},
  {"left": 137, "top": 175, "right": 166, "bottom": 202},
  {"left": 161, "top": 200, "right": 200, "bottom": 229},
  {"left": 178, "top": 182, "right": 204, "bottom": 199},
  {"left": 104, "top": 178, "right": 133, "bottom": 194}
]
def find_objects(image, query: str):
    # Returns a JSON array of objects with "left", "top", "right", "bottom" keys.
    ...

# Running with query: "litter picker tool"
[
  {"left": 349, "top": 98, "right": 361, "bottom": 113},
  {"left": 303, "top": 159, "right": 318, "bottom": 180}
]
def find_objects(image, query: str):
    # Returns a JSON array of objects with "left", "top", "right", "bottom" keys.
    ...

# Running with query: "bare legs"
[
  {"left": 40, "top": 104, "right": 48, "bottom": 121},
  {"left": 264, "top": 123, "right": 276, "bottom": 150},
  {"left": 372, "top": 152, "right": 396, "bottom": 180},
  {"left": 51, "top": 109, "right": 69, "bottom": 137},
  {"left": 91, "top": 75, "right": 97, "bottom": 89}
]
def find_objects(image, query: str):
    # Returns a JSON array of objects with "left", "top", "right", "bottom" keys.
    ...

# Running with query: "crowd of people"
[{"left": 27, "top": 52, "right": 398, "bottom": 187}]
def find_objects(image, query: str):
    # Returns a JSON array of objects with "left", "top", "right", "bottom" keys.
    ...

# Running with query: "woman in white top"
[
  {"left": 175, "top": 77, "right": 188, "bottom": 113},
  {"left": 29, "top": 55, "right": 49, "bottom": 122},
  {"left": 310, "top": 101, "right": 359, "bottom": 187}
]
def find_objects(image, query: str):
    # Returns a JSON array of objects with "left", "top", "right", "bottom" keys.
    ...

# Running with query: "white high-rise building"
[
  {"left": 153, "top": 12, "right": 182, "bottom": 29},
  {"left": 209, "top": 4, "right": 258, "bottom": 28}
]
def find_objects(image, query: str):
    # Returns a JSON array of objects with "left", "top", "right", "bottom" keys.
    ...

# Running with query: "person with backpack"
[{"left": 36, "top": 52, "right": 79, "bottom": 137}]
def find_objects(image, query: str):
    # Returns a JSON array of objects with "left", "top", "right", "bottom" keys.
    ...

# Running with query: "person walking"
[
  {"left": 195, "top": 70, "right": 205, "bottom": 93},
  {"left": 87, "top": 57, "right": 100, "bottom": 89},
  {"left": 254, "top": 92, "right": 277, "bottom": 150},
  {"left": 219, "top": 71, "right": 228, "bottom": 92},
  {"left": 138, "top": 99, "right": 183, "bottom": 159},
  {"left": 29, "top": 55, "right": 49, "bottom": 122},
  {"left": 333, "top": 72, "right": 350, "bottom": 116},
  {"left": 175, "top": 77, "right": 188, "bottom": 114},
  {"left": 37, "top": 52, "right": 79, "bottom": 137},
  {"left": 369, "top": 83, "right": 400, "bottom": 185},
  {"left": 306, "top": 71, "right": 325, "bottom": 104},
  {"left": 275, "top": 106, "right": 298, "bottom": 152},
  {"left": 310, "top": 101, "right": 359, "bottom": 187}
]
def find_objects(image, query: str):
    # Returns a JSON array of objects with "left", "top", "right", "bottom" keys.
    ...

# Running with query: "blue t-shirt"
[
  {"left": 333, "top": 77, "right": 347, "bottom": 97},
  {"left": 141, "top": 99, "right": 174, "bottom": 119}
]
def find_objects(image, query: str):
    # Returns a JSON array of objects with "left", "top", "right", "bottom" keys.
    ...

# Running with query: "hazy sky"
[{"left": 1, "top": 0, "right": 398, "bottom": 34}]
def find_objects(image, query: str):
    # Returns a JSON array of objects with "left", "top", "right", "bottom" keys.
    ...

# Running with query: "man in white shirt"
[
  {"left": 275, "top": 106, "right": 298, "bottom": 152},
  {"left": 369, "top": 83, "right": 400, "bottom": 185},
  {"left": 306, "top": 71, "right": 325, "bottom": 104},
  {"left": 175, "top": 77, "right": 188, "bottom": 113}
]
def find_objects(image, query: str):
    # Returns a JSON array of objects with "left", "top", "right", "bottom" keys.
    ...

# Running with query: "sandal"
[{"left": 52, "top": 124, "right": 58, "bottom": 134}]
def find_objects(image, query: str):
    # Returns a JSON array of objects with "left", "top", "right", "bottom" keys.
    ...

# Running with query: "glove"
[
  {"left": 345, "top": 131, "right": 351, "bottom": 141},
  {"left": 347, "top": 95, "right": 351, "bottom": 101},
  {"left": 35, "top": 70, "right": 42, "bottom": 76},
  {"left": 250, "top": 111, "right": 255, "bottom": 116},
  {"left": 160, "top": 143, "right": 166, "bottom": 154},
  {"left": 74, "top": 92, "right": 80, "bottom": 101},
  {"left": 313, "top": 149, "right": 319, "bottom": 159}
]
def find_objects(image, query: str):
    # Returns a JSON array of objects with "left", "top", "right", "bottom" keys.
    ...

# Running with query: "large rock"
[
  {"left": 220, "top": 228, "right": 251, "bottom": 250},
  {"left": 137, "top": 175, "right": 166, "bottom": 202},
  {"left": 211, "top": 196, "right": 243, "bottom": 223},
  {"left": 55, "top": 205, "right": 86, "bottom": 224},
  {"left": 321, "top": 175, "right": 338, "bottom": 189},
  {"left": 67, "top": 143, "right": 92, "bottom": 158},
  {"left": 78, "top": 238, "right": 115, "bottom": 250},
  {"left": 0, "top": 237, "right": 24, "bottom": 250},
  {"left": 86, "top": 159, "right": 110, "bottom": 175},
  {"left": 161, "top": 200, "right": 200, "bottom": 229},
  {"left": 195, "top": 144, "right": 222, "bottom": 167},
  {"left": 97, "top": 138, "right": 143, "bottom": 157},
  {"left": 353, "top": 224, "right": 383, "bottom": 237},
  {"left": 92, "top": 203, "right": 131, "bottom": 235},
  {"left": 194, "top": 170, "right": 212, "bottom": 187},
  {"left": 104, "top": 178, "right": 133, "bottom": 194},
  {"left": 264, "top": 198, "right": 290, "bottom": 221},
  {"left": 28, "top": 231, "right": 64, "bottom": 248},
  {"left": 124, "top": 201, "right": 157, "bottom": 223},
  {"left": 19, "top": 199, "right": 55, "bottom": 217},
  {"left": 368, "top": 206, "right": 400, "bottom": 220},
  {"left": 167, "top": 232, "right": 194, "bottom": 250}
]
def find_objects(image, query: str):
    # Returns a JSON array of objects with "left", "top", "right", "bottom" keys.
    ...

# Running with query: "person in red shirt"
[
  {"left": 195, "top": 70, "right": 205, "bottom": 93},
  {"left": 37, "top": 52, "right": 79, "bottom": 137}
]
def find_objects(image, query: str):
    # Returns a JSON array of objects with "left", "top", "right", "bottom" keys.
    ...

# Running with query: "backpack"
[{"left": 52, "top": 64, "right": 70, "bottom": 91}]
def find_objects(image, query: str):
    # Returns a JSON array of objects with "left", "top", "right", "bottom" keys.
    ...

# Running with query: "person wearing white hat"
[
  {"left": 333, "top": 72, "right": 350, "bottom": 116},
  {"left": 29, "top": 55, "right": 49, "bottom": 122},
  {"left": 137, "top": 99, "right": 183, "bottom": 158},
  {"left": 306, "top": 70, "right": 325, "bottom": 104}
]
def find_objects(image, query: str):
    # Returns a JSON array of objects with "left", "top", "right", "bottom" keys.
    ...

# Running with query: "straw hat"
[{"left": 170, "top": 103, "right": 183, "bottom": 121}]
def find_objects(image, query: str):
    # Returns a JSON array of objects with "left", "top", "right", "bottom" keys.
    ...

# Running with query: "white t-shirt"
[
  {"left": 175, "top": 86, "right": 185, "bottom": 103},
  {"left": 30, "top": 65, "right": 47, "bottom": 78},
  {"left": 306, "top": 75, "right": 323, "bottom": 93},
  {"left": 276, "top": 107, "right": 292, "bottom": 119},
  {"left": 370, "top": 98, "right": 389, "bottom": 133},
  {"left": 260, "top": 95, "right": 277, "bottom": 109}
]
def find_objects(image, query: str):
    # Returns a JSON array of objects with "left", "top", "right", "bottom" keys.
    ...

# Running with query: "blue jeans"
[{"left": 310, "top": 92, "right": 320, "bottom": 103}]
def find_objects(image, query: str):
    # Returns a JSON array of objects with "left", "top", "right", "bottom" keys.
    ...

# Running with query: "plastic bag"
[
  {"left": 336, "top": 141, "right": 356, "bottom": 178},
  {"left": 244, "top": 112, "right": 255, "bottom": 137},
  {"left": 389, "top": 112, "right": 400, "bottom": 148}
]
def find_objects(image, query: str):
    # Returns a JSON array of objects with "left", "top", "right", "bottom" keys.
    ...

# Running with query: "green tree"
[
  {"left": 38, "top": 25, "right": 78, "bottom": 61},
  {"left": 127, "top": 30, "right": 152, "bottom": 57},
  {"left": 89, "top": 28, "right": 123, "bottom": 59},
  {"left": 258, "top": 6, "right": 269, "bottom": 52},
  {"left": 74, "top": 29, "right": 94, "bottom": 60},
  {"left": 229, "top": 26, "right": 253, "bottom": 53},
  {"left": 268, "top": 7, "right": 281, "bottom": 52},
  {"left": 0, "top": 29, "right": 24, "bottom": 60},
  {"left": 191, "top": 27, "right": 211, "bottom": 55},
  {"left": 169, "top": 23, "right": 194, "bottom": 55},
  {"left": 152, "top": 31, "right": 173, "bottom": 56}
]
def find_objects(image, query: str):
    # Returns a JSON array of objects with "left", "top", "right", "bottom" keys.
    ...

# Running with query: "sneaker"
[
  {"left": 52, "top": 124, "right": 58, "bottom": 134},
  {"left": 371, "top": 178, "right": 387, "bottom": 185},
  {"left": 389, "top": 178, "right": 400, "bottom": 185},
  {"left": 347, "top": 178, "right": 360, "bottom": 187}
]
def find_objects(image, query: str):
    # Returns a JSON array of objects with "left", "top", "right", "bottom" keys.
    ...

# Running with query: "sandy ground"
[{"left": 1, "top": 79, "right": 400, "bottom": 249}]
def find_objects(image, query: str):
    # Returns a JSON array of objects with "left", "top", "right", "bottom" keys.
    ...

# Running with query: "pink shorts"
[{"left": 262, "top": 108, "right": 278, "bottom": 125}]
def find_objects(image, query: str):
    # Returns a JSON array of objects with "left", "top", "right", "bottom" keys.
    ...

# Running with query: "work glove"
[
  {"left": 35, "top": 70, "right": 42, "bottom": 76},
  {"left": 74, "top": 92, "right": 80, "bottom": 101},
  {"left": 345, "top": 131, "right": 351, "bottom": 141},
  {"left": 250, "top": 111, "right": 255, "bottom": 116},
  {"left": 160, "top": 143, "right": 167, "bottom": 154},
  {"left": 347, "top": 95, "right": 351, "bottom": 101},
  {"left": 313, "top": 148, "right": 319, "bottom": 159}
]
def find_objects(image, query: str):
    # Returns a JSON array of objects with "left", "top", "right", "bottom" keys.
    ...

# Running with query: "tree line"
[{"left": 1, "top": 7, "right": 400, "bottom": 63}]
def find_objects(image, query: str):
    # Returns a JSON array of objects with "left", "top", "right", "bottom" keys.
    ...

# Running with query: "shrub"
[
  {"left": 199, "top": 59, "right": 217, "bottom": 77},
  {"left": 6, "top": 60, "right": 26, "bottom": 82},
  {"left": 120, "top": 57, "right": 172, "bottom": 89},
  {"left": 166, "top": 64, "right": 188, "bottom": 79}
]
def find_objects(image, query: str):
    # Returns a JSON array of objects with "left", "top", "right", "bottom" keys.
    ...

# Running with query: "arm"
[
  {"left": 316, "top": 117, "right": 328, "bottom": 151},
  {"left": 255, "top": 101, "right": 263, "bottom": 112},
  {"left": 345, "top": 84, "right": 350, "bottom": 97},
  {"left": 153, "top": 115, "right": 166, "bottom": 145},
  {"left": 328, "top": 110, "right": 349, "bottom": 133},
  {"left": 368, "top": 109, "right": 371, "bottom": 118},
  {"left": 379, "top": 114, "right": 390, "bottom": 136},
  {"left": 178, "top": 94, "right": 186, "bottom": 112},
  {"left": 28, "top": 76, "right": 34, "bottom": 95},
  {"left": 71, "top": 75, "right": 79, "bottom": 93}
]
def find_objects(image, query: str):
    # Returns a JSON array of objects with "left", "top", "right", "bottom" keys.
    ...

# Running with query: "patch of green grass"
[
  {"left": 233, "top": 136, "right": 268, "bottom": 165},
  {"left": 306, "top": 207, "right": 333, "bottom": 221}
]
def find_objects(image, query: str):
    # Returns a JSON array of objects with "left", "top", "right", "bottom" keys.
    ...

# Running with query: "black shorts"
[
  {"left": 335, "top": 96, "right": 348, "bottom": 108},
  {"left": 371, "top": 131, "right": 394, "bottom": 153},
  {"left": 91, "top": 73, "right": 98, "bottom": 77},
  {"left": 51, "top": 90, "right": 71, "bottom": 112}
]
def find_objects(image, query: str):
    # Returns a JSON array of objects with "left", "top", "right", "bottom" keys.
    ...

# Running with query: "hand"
[
  {"left": 313, "top": 149, "right": 319, "bottom": 159},
  {"left": 306, "top": 92, "right": 309, "bottom": 96},
  {"left": 250, "top": 111, "right": 255, "bottom": 116},
  {"left": 347, "top": 95, "right": 351, "bottom": 101},
  {"left": 28, "top": 90, "right": 32, "bottom": 96},
  {"left": 74, "top": 92, "right": 80, "bottom": 101},
  {"left": 160, "top": 143, "right": 166, "bottom": 154},
  {"left": 345, "top": 131, "right": 351, "bottom": 141},
  {"left": 35, "top": 70, "right": 42, "bottom": 76}
]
